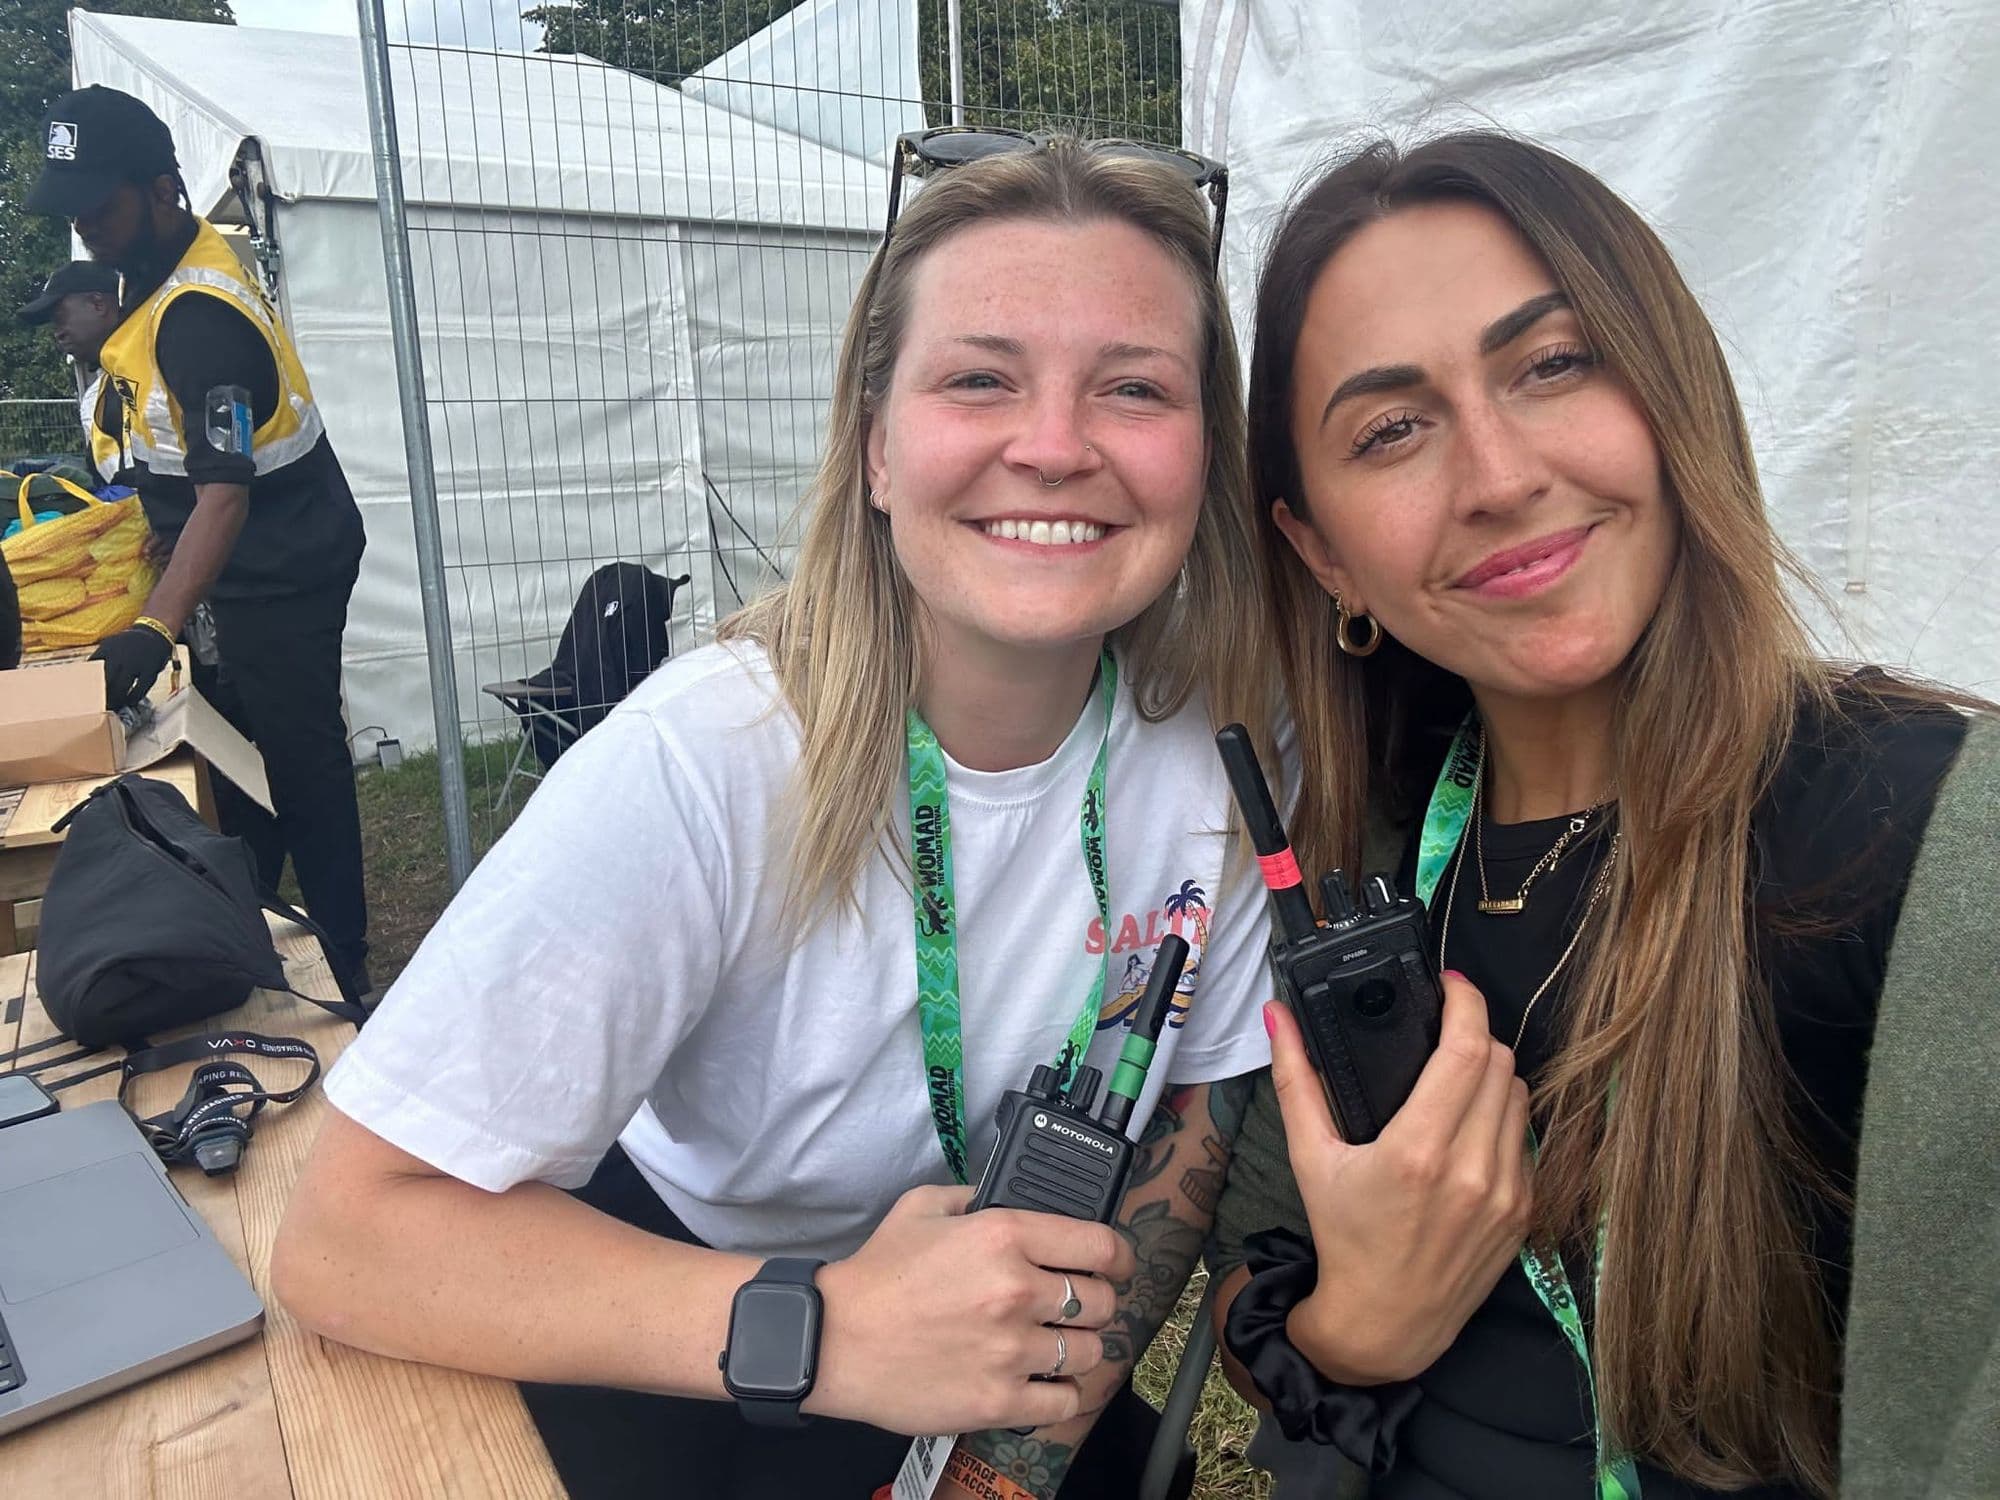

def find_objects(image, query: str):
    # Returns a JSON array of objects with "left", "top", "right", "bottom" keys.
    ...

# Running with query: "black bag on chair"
[{"left": 36, "top": 774, "right": 369, "bottom": 1048}]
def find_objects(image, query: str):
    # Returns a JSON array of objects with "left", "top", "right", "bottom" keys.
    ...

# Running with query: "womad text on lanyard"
[
  {"left": 906, "top": 652, "right": 1116, "bottom": 1186},
  {"left": 1414, "top": 722, "right": 1642, "bottom": 1500}
]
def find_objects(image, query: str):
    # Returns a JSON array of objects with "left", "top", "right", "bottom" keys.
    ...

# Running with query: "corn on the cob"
[{"left": 17, "top": 577, "right": 87, "bottom": 620}]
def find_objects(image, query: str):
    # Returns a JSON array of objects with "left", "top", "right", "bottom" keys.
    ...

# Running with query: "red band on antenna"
[{"left": 1256, "top": 849, "right": 1303, "bottom": 889}]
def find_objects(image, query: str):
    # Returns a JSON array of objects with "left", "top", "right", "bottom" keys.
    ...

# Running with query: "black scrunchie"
[{"left": 1223, "top": 1227, "right": 1424, "bottom": 1476}]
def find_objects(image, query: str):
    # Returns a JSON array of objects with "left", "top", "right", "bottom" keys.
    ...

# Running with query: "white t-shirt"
[{"left": 326, "top": 642, "right": 1273, "bottom": 1259}]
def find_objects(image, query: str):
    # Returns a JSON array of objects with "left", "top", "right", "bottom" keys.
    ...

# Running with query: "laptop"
[{"left": 0, "top": 1099, "right": 264, "bottom": 1438}]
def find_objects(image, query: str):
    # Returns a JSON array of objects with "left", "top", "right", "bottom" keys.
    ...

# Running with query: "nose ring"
[{"left": 1038, "top": 470, "right": 1064, "bottom": 487}]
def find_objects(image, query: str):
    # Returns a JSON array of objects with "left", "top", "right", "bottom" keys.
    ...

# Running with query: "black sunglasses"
[{"left": 883, "top": 126, "right": 1230, "bottom": 269}]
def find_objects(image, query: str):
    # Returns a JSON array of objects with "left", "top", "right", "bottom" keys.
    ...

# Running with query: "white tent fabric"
[
  {"left": 1185, "top": 0, "right": 1999, "bottom": 695},
  {"left": 682, "top": 0, "right": 925, "bottom": 165},
  {"left": 71, "top": 12, "right": 894, "bottom": 753}
]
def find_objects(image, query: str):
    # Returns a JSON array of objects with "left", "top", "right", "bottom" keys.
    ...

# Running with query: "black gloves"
[{"left": 91, "top": 623, "right": 174, "bottom": 710}]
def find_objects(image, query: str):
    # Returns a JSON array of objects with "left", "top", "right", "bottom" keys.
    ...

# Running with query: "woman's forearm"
[{"left": 272, "top": 1108, "right": 759, "bottom": 1399}]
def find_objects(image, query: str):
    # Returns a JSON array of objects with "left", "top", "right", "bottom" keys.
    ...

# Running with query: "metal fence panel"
[{"left": 365, "top": 0, "right": 1182, "bottom": 858}]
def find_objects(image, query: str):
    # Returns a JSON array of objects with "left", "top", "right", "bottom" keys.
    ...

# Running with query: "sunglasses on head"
[{"left": 883, "top": 126, "right": 1230, "bottom": 269}]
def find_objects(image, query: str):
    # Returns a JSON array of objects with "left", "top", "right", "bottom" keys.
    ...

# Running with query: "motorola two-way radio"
[
  {"left": 1215, "top": 724, "right": 1443, "bottom": 1144},
  {"left": 969, "top": 933, "right": 1189, "bottom": 1224}
]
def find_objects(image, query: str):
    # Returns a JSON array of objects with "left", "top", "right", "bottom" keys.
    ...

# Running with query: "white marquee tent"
[
  {"left": 1184, "top": 0, "right": 1998, "bottom": 695},
  {"left": 71, "top": 10, "right": 909, "bottom": 754}
]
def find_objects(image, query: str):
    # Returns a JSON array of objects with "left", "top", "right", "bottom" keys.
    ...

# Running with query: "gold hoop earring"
[{"left": 1333, "top": 594, "right": 1382, "bottom": 658}]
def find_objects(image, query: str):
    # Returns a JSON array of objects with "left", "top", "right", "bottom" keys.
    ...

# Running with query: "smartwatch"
[{"left": 719, "top": 1256, "right": 826, "bottom": 1426}]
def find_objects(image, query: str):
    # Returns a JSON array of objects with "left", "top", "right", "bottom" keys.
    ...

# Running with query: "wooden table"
[{"left": 0, "top": 922, "right": 562, "bottom": 1497}]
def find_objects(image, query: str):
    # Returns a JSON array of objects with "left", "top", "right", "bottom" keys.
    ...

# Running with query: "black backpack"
[{"left": 37, "top": 774, "right": 368, "bottom": 1048}]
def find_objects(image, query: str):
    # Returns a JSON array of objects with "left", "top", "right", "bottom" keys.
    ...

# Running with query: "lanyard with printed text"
[
  {"left": 906, "top": 652, "right": 1115, "bottom": 1185},
  {"left": 1415, "top": 721, "right": 1643, "bottom": 1500}
]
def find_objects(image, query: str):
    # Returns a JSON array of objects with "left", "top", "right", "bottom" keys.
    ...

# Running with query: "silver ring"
[
  {"left": 1057, "top": 1273, "right": 1083, "bottom": 1324},
  {"left": 1037, "top": 470, "right": 1064, "bottom": 487},
  {"left": 1045, "top": 1328, "right": 1069, "bottom": 1379}
]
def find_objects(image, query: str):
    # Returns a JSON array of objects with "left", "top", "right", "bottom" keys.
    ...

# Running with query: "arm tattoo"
[
  {"left": 956, "top": 1433, "right": 1078, "bottom": 1500},
  {"left": 1101, "top": 1199, "right": 1205, "bottom": 1367},
  {"left": 1121, "top": 1083, "right": 1192, "bottom": 1194},
  {"left": 1178, "top": 1071, "right": 1257, "bottom": 1216}
]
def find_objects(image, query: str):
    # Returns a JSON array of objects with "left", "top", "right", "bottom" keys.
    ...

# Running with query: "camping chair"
[
  {"left": 479, "top": 677, "right": 571, "bottom": 809},
  {"left": 487, "top": 562, "right": 690, "bottom": 808}
]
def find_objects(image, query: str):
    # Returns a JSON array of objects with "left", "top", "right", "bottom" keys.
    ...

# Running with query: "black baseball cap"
[
  {"left": 26, "top": 86, "right": 179, "bottom": 218},
  {"left": 17, "top": 261, "right": 122, "bottom": 324}
]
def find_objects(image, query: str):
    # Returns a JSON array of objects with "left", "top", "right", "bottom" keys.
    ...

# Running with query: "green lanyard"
[
  {"left": 906, "top": 653, "right": 1116, "bottom": 1185},
  {"left": 1415, "top": 722, "right": 1643, "bottom": 1500}
]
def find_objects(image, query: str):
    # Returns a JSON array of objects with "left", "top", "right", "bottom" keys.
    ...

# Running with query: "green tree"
[
  {"left": 0, "top": 0, "right": 233, "bottom": 405},
  {"left": 917, "top": 0, "right": 1180, "bottom": 143},
  {"left": 529, "top": 0, "right": 1178, "bottom": 142},
  {"left": 527, "top": 0, "right": 806, "bottom": 86}
]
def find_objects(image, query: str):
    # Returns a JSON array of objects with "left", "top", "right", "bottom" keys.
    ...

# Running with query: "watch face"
[{"left": 724, "top": 1282, "right": 820, "bottom": 1400}]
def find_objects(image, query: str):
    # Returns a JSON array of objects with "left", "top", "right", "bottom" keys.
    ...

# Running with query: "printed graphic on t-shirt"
[{"left": 1092, "top": 879, "right": 1211, "bottom": 1032}]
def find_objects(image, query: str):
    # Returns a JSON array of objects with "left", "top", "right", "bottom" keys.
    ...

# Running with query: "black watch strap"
[{"left": 725, "top": 1256, "right": 827, "bottom": 1428}]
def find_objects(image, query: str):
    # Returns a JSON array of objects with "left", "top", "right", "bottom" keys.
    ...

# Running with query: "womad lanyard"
[
  {"left": 1415, "top": 721, "right": 1643, "bottom": 1500},
  {"left": 906, "top": 652, "right": 1116, "bottom": 1185}
]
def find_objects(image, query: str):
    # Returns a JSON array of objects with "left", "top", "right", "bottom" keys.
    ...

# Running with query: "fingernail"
[
  {"left": 1262, "top": 1002, "right": 1278, "bottom": 1037},
  {"left": 1443, "top": 969, "right": 1466, "bottom": 982}
]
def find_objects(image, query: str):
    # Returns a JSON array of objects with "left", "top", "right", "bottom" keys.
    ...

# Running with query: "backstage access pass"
[{"left": 886, "top": 1433, "right": 955, "bottom": 1500}]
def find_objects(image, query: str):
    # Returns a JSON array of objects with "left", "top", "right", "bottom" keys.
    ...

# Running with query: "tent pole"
[
  {"left": 947, "top": 0, "right": 966, "bottom": 125},
  {"left": 356, "top": 0, "right": 475, "bottom": 890}
]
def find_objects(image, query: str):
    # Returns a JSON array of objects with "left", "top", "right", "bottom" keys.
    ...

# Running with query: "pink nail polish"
[
  {"left": 1262, "top": 1002, "right": 1278, "bottom": 1037},
  {"left": 1443, "top": 969, "right": 1466, "bottom": 982}
]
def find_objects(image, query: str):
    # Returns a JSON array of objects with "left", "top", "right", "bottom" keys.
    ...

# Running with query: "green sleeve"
[
  {"left": 1205, "top": 1064, "right": 1310, "bottom": 1274},
  {"left": 1843, "top": 713, "right": 2000, "bottom": 1494}
]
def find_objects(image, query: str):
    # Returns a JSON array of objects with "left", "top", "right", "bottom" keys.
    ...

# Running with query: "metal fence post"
[
  {"left": 947, "top": 0, "right": 966, "bottom": 124},
  {"left": 356, "top": 0, "right": 475, "bottom": 889}
]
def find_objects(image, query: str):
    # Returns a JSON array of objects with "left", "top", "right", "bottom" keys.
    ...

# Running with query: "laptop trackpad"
[{"left": 0, "top": 1153, "right": 198, "bottom": 1303}]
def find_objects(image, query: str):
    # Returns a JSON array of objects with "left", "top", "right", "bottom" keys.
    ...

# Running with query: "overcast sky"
[{"left": 231, "top": 0, "right": 545, "bottom": 51}]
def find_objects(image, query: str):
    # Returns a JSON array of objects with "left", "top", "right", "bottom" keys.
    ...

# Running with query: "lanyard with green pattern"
[
  {"left": 905, "top": 653, "right": 1115, "bottom": 1185},
  {"left": 1415, "top": 721, "right": 1643, "bottom": 1500}
]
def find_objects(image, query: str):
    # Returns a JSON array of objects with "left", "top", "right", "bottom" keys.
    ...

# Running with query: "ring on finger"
[
  {"left": 1045, "top": 1328, "right": 1069, "bottom": 1380},
  {"left": 1056, "top": 1273, "right": 1083, "bottom": 1324}
]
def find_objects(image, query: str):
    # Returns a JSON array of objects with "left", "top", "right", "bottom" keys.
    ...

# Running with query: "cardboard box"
[
  {"left": 0, "top": 661, "right": 123, "bottom": 785},
  {"left": 0, "top": 655, "right": 271, "bottom": 811}
]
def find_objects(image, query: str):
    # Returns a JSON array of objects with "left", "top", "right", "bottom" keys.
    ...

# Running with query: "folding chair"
[{"left": 480, "top": 677, "right": 574, "bottom": 810}]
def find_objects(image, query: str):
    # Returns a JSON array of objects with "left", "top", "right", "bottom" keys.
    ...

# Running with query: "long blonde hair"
[
  {"left": 1247, "top": 134, "right": 1843, "bottom": 1493},
  {"left": 723, "top": 139, "right": 1267, "bottom": 915}
]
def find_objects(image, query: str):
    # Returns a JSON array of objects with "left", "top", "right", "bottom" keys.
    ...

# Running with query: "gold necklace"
[
  {"left": 1438, "top": 738, "right": 1621, "bottom": 1050},
  {"left": 1473, "top": 744, "right": 1610, "bottom": 915}
]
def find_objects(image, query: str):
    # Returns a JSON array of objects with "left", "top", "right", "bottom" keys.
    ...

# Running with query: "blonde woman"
[
  {"left": 275, "top": 135, "right": 1273, "bottom": 1500},
  {"left": 1207, "top": 133, "right": 1999, "bottom": 1499}
]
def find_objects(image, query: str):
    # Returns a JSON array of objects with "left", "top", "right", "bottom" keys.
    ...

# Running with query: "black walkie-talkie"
[
  {"left": 969, "top": 934, "right": 1189, "bottom": 1223},
  {"left": 1215, "top": 724, "right": 1443, "bottom": 1144}
]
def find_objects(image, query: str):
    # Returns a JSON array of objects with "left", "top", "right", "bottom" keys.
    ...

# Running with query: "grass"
[{"left": 355, "top": 747, "right": 1272, "bottom": 1499}]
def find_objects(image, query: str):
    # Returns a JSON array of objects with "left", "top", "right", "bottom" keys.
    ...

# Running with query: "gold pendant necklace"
[
  {"left": 1438, "top": 735, "right": 1621, "bottom": 1050},
  {"left": 1473, "top": 734, "right": 1610, "bottom": 915}
]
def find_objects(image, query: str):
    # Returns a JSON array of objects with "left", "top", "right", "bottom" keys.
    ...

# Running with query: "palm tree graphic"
[{"left": 1162, "top": 880, "right": 1209, "bottom": 944}]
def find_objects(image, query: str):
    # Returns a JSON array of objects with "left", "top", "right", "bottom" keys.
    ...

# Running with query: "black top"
[
  {"left": 114, "top": 217, "right": 364, "bottom": 600},
  {"left": 1365, "top": 682, "right": 1969, "bottom": 1500}
]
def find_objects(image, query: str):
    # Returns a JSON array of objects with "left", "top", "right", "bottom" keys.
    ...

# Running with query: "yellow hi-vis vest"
[
  {"left": 80, "top": 371, "right": 121, "bottom": 484},
  {"left": 97, "top": 218, "right": 323, "bottom": 480}
]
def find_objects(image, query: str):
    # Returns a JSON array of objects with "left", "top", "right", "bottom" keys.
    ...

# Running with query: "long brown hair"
[
  {"left": 724, "top": 139, "right": 1269, "bottom": 916},
  {"left": 1248, "top": 134, "right": 1843, "bottom": 1492}
]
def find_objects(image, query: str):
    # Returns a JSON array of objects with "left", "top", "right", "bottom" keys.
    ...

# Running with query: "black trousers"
[
  {"left": 192, "top": 567, "right": 369, "bottom": 986},
  {"left": 521, "top": 1147, "right": 1189, "bottom": 1500}
]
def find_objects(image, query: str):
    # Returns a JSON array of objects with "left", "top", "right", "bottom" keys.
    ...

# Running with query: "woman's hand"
[
  {"left": 1269, "top": 973, "right": 1532, "bottom": 1384},
  {"left": 809, "top": 1184, "right": 1136, "bottom": 1435}
]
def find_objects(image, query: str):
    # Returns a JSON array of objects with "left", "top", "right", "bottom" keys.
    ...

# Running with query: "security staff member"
[
  {"left": 28, "top": 86, "right": 372, "bottom": 994},
  {"left": 17, "top": 259, "right": 126, "bottom": 483}
]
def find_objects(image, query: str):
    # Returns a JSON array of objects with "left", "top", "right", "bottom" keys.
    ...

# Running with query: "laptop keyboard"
[{"left": 0, "top": 1309, "right": 18, "bottom": 1393}]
